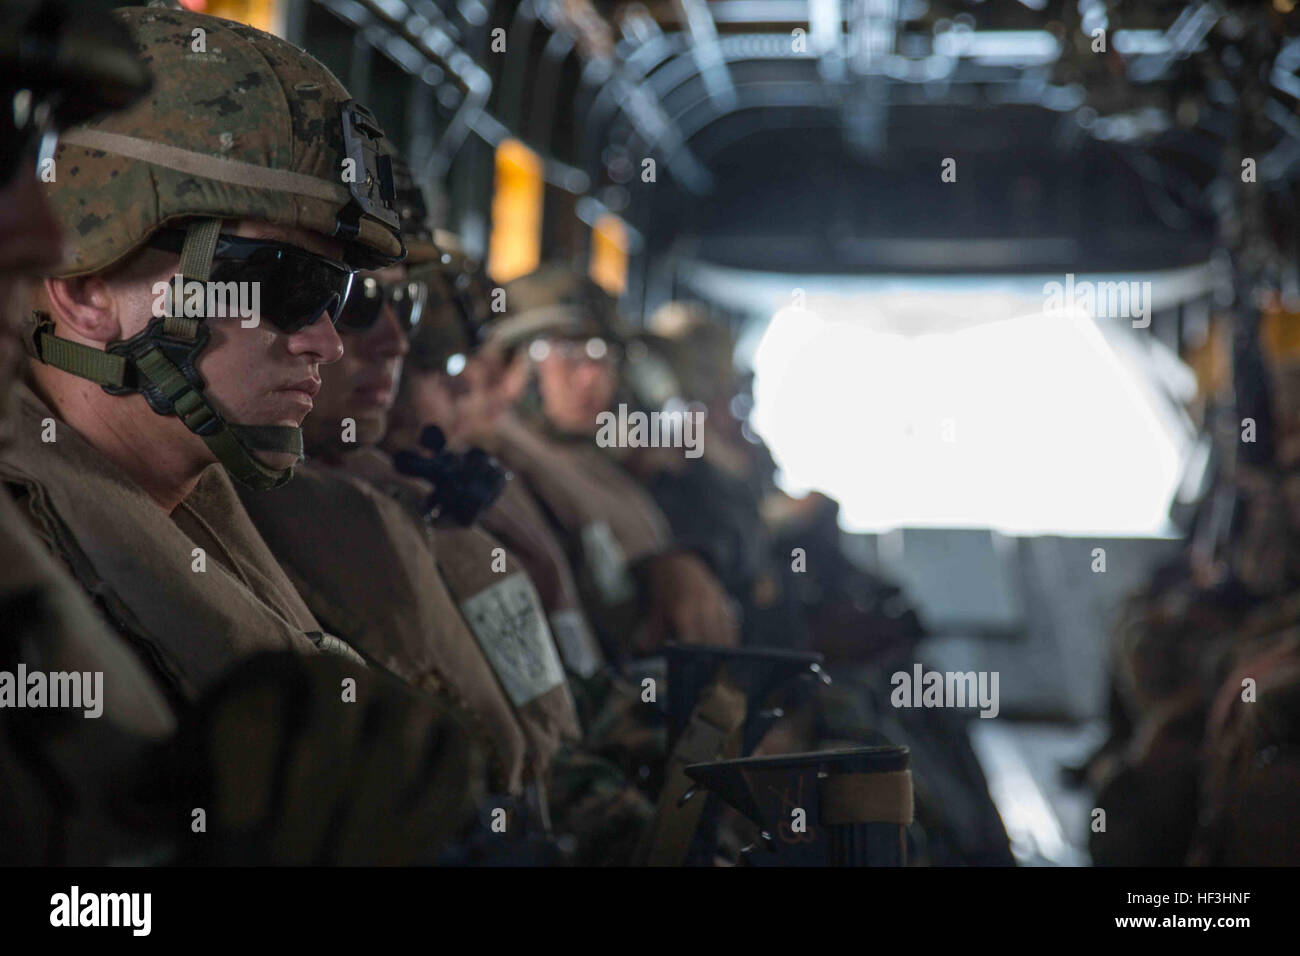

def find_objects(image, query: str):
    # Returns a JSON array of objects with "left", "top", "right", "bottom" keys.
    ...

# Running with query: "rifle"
[
  {"left": 684, "top": 746, "right": 913, "bottom": 866},
  {"left": 635, "top": 644, "right": 827, "bottom": 865}
]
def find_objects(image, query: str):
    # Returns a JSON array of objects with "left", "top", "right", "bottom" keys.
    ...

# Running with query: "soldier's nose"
[{"left": 290, "top": 311, "right": 345, "bottom": 364}]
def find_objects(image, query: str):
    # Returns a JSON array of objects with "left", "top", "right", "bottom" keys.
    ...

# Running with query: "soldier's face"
[
  {"left": 99, "top": 221, "right": 347, "bottom": 471},
  {"left": 469, "top": 346, "right": 529, "bottom": 428},
  {"left": 0, "top": 154, "right": 63, "bottom": 416},
  {"left": 398, "top": 367, "right": 464, "bottom": 443},
  {"left": 459, "top": 351, "right": 516, "bottom": 436},
  {"left": 536, "top": 339, "right": 619, "bottom": 435},
  {"left": 308, "top": 265, "right": 409, "bottom": 449},
  {"left": 202, "top": 222, "right": 348, "bottom": 469},
  {"left": 394, "top": 355, "right": 502, "bottom": 448}
]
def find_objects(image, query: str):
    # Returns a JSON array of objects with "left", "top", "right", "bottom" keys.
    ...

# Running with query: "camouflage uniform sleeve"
[{"left": 548, "top": 744, "right": 657, "bottom": 866}]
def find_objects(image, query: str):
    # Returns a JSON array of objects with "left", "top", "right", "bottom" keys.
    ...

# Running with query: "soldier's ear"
[{"left": 43, "top": 274, "right": 125, "bottom": 345}]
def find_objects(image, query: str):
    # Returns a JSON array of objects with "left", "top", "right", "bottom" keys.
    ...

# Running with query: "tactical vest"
[
  {"left": 237, "top": 458, "right": 534, "bottom": 793},
  {"left": 323, "top": 448, "right": 582, "bottom": 774},
  {"left": 481, "top": 477, "right": 605, "bottom": 679},
  {"left": 0, "top": 489, "right": 176, "bottom": 864},
  {"left": 0, "top": 385, "right": 347, "bottom": 703},
  {"left": 485, "top": 414, "right": 673, "bottom": 643}
]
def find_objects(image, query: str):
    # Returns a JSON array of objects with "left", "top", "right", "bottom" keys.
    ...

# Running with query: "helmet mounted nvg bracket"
[{"left": 336, "top": 100, "right": 402, "bottom": 257}]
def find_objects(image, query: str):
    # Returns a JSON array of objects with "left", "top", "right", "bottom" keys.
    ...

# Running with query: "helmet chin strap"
[{"left": 31, "top": 218, "right": 304, "bottom": 490}]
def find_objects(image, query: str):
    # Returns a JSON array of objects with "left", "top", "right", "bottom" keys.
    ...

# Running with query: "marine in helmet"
[
  {"left": 236, "top": 152, "right": 654, "bottom": 862},
  {"left": 381, "top": 164, "right": 608, "bottom": 685},
  {"left": 0, "top": 3, "right": 487, "bottom": 866},
  {"left": 479, "top": 265, "right": 739, "bottom": 658},
  {"left": 0, "top": 6, "right": 409, "bottom": 703},
  {"left": 378, "top": 196, "right": 666, "bottom": 789}
]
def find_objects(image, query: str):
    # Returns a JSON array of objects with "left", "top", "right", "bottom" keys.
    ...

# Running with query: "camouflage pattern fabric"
[
  {"left": 547, "top": 743, "right": 655, "bottom": 866},
  {"left": 0, "top": 385, "right": 347, "bottom": 704},
  {"left": 43, "top": 6, "right": 402, "bottom": 277},
  {"left": 569, "top": 668, "right": 668, "bottom": 798}
]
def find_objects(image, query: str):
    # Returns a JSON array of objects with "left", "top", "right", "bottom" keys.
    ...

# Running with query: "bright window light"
[{"left": 749, "top": 289, "right": 1190, "bottom": 536}]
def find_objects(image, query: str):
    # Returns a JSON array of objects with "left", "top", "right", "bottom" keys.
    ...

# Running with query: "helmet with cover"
[
  {"left": 495, "top": 264, "right": 625, "bottom": 351},
  {"left": 28, "top": 6, "right": 405, "bottom": 489},
  {"left": 384, "top": 149, "right": 491, "bottom": 376}
]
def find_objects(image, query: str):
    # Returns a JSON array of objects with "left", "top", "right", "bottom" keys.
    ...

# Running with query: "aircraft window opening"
[{"left": 749, "top": 284, "right": 1191, "bottom": 536}]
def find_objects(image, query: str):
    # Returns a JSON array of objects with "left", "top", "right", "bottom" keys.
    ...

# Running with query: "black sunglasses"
[
  {"left": 146, "top": 229, "right": 356, "bottom": 333},
  {"left": 337, "top": 274, "right": 429, "bottom": 332},
  {"left": 1, "top": 87, "right": 61, "bottom": 187}
]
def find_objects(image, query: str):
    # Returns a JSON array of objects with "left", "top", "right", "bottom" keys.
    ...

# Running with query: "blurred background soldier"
[
  {"left": 486, "top": 265, "right": 738, "bottom": 659},
  {"left": 242, "top": 155, "right": 654, "bottom": 862},
  {"left": 383, "top": 210, "right": 667, "bottom": 795},
  {"left": 622, "top": 301, "right": 1010, "bottom": 864}
]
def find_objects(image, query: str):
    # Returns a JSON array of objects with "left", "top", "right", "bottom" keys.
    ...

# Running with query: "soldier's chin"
[
  {"left": 252, "top": 449, "right": 301, "bottom": 472},
  {"left": 352, "top": 411, "right": 388, "bottom": 446}
]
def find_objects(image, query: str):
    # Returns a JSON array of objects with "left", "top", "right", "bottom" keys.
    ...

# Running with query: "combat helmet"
[
  {"left": 28, "top": 6, "right": 404, "bottom": 489},
  {"left": 647, "top": 300, "right": 737, "bottom": 403},
  {"left": 386, "top": 149, "right": 491, "bottom": 375},
  {"left": 495, "top": 263, "right": 625, "bottom": 350}
]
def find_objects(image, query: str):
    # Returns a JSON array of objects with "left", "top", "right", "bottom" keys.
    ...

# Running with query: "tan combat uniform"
[
  {"left": 481, "top": 476, "right": 606, "bottom": 680},
  {"left": 0, "top": 386, "right": 356, "bottom": 703},
  {"left": 483, "top": 412, "right": 674, "bottom": 654},
  {"left": 337, "top": 448, "right": 583, "bottom": 757},
  {"left": 238, "top": 450, "right": 581, "bottom": 795},
  {"left": 300, "top": 447, "right": 656, "bottom": 860},
  {"left": 0, "top": 485, "right": 175, "bottom": 863}
]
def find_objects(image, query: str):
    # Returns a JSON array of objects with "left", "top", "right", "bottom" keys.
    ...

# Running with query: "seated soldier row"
[
  {"left": 2, "top": 3, "right": 982, "bottom": 866},
  {"left": 0, "top": 3, "right": 759, "bottom": 865},
  {"left": 0, "top": 0, "right": 484, "bottom": 865}
]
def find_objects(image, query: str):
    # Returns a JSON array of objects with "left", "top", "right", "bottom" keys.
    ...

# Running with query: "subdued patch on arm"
[
  {"left": 459, "top": 573, "right": 565, "bottom": 707},
  {"left": 581, "top": 521, "right": 636, "bottom": 605},
  {"left": 548, "top": 608, "right": 601, "bottom": 679}
]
